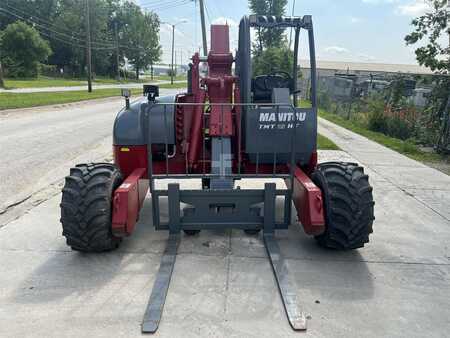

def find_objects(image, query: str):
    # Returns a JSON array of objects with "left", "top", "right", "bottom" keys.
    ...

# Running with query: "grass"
[
  {"left": 4, "top": 77, "right": 87, "bottom": 89},
  {"left": 2, "top": 75, "right": 182, "bottom": 89},
  {"left": 152, "top": 75, "right": 187, "bottom": 82},
  {"left": 0, "top": 83, "right": 186, "bottom": 110},
  {"left": 318, "top": 107, "right": 448, "bottom": 166},
  {"left": 317, "top": 133, "right": 340, "bottom": 150}
]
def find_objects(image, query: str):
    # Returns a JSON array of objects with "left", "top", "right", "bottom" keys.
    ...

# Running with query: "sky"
[{"left": 136, "top": 0, "right": 438, "bottom": 66}]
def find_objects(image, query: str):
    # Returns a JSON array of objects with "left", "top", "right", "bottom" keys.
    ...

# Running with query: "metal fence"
[{"left": 298, "top": 71, "right": 449, "bottom": 153}]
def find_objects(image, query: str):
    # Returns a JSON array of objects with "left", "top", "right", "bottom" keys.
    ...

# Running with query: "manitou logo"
[
  {"left": 259, "top": 112, "right": 306, "bottom": 123},
  {"left": 258, "top": 111, "right": 306, "bottom": 130}
]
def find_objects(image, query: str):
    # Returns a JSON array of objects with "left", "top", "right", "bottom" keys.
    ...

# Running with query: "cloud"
[
  {"left": 350, "top": 16, "right": 363, "bottom": 23},
  {"left": 325, "top": 46, "right": 350, "bottom": 54},
  {"left": 362, "top": 0, "right": 399, "bottom": 4},
  {"left": 358, "top": 53, "right": 377, "bottom": 62},
  {"left": 397, "top": 0, "right": 432, "bottom": 16},
  {"left": 212, "top": 17, "right": 238, "bottom": 27}
]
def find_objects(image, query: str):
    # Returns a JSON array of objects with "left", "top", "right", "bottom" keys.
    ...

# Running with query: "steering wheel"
[
  {"left": 252, "top": 71, "right": 295, "bottom": 102},
  {"left": 263, "top": 71, "right": 294, "bottom": 92}
]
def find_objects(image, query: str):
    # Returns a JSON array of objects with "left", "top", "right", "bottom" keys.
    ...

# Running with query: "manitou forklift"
[{"left": 61, "top": 15, "right": 374, "bottom": 333}]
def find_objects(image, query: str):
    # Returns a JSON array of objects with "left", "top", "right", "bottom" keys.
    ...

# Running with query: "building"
[{"left": 299, "top": 60, "right": 433, "bottom": 78}]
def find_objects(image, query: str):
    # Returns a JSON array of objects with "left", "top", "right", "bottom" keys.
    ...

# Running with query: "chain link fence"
[{"left": 299, "top": 70, "right": 450, "bottom": 155}]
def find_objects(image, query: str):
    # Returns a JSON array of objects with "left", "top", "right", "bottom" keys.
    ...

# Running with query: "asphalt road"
[
  {"left": 0, "top": 101, "right": 449, "bottom": 337},
  {"left": 0, "top": 89, "right": 180, "bottom": 223}
]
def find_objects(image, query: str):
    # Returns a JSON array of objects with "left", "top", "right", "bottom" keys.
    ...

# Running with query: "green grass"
[
  {"left": 4, "top": 77, "right": 87, "bottom": 89},
  {"left": 3, "top": 76, "right": 177, "bottom": 89},
  {"left": 158, "top": 82, "right": 186, "bottom": 89},
  {"left": 317, "top": 133, "right": 340, "bottom": 150},
  {"left": 91, "top": 76, "right": 150, "bottom": 85},
  {"left": 0, "top": 83, "right": 186, "bottom": 110},
  {"left": 153, "top": 75, "right": 187, "bottom": 81},
  {"left": 318, "top": 108, "right": 446, "bottom": 164}
]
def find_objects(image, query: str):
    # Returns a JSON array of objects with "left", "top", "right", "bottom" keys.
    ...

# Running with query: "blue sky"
[{"left": 136, "top": 0, "right": 433, "bottom": 65}]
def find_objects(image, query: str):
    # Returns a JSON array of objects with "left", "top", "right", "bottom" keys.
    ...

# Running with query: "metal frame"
[
  {"left": 144, "top": 101, "right": 312, "bottom": 234},
  {"left": 140, "top": 15, "right": 317, "bottom": 333},
  {"left": 151, "top": 186, "right": 291, "bottom": 231},
  {"left": 142, "top": 183, "right": 306, "bottom": 333},
  {"left": 141, "top": 105, "right": 310, "bottom": 330}
]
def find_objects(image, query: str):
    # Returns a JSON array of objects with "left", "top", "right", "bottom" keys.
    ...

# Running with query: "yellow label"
[{"left": 120, "top": 147, "right": 130, "bottom": 152}]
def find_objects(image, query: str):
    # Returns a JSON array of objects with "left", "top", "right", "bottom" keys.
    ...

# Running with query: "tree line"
[{"left": 0, "top": 0, "right": 162, "bottom": 79}]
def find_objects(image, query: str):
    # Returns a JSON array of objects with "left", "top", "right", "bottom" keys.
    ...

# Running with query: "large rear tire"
[
  {"left": 311, "top": 162, "right": 375, "bottom": 250},
  {"left": 60, "top": 163, "right": 123, "bottom": 252}
]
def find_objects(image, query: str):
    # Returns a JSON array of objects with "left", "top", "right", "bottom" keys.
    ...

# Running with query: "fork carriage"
[{"left": 60, "top": 15, "right": 374, "bottom": 333}]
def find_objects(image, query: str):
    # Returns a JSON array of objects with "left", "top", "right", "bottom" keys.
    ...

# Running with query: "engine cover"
[{"left": 113, "top": 95, "right": 176, "bottom": 146}]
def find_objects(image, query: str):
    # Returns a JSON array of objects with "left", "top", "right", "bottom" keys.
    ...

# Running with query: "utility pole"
[
  {"left": 198, "top": 0, "right": 208, "bottom": 56},
  {"left": 175, "top": 50, "right": 177, "bottom": 78},
  {"left": 164, "top": 20, "right": 186, "bottom": 84},
  {"left": 85, "top": 0, "right": 92, "bottom": 92},
  {"left": 0, "top": 62, "right": 4, "bottom": 89},
  {"left": 180, "top": 50, "right": 183, "bottom": 66},
  {"left": 171, "top": 24, "right": 175, "bottom": 85},
  {"left": 114, "top": 21, "right": 121, "bottom": 81},
  {"left": 289, "top": 0, "right": 296, "bottom": 50},
  {"left": 0, "top": 49, "right": 4, "bottom": 89}
]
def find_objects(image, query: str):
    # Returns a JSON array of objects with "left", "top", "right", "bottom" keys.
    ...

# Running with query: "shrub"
[
  {"left": 38, "top": 64, "right": 59, "bottom": 77},
  {"left": 368, "top": 110, "right": 388, "bottom": 133},
  {"left": 387, "top": 115, "right": 411, "bottom": 140}
]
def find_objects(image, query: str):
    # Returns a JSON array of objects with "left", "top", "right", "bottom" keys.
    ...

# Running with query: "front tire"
[
  {"left": 60, "top": 163, "right": 123, "bottom": 252},
  {"left": 311, "top": 162, "right": 375, "bottom": 250}
]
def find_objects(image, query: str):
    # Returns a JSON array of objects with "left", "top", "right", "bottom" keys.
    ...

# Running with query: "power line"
[
  {"left": 1, "top": 2, "right": 116, "bottom": 47},
  {"left": 0, "top": 6, "right": 116, "bottom": 48},
  {"left": 140, "top": 0, "right": 182, "bottom": 7},
  {"left": 2, "top": 2, "right": 74, "bottom": 35},
  {"left": 0, "top": 6, "right": 148, "bottom": 53},
  {"left": 207, "top": 0, "right": 221, "bottom": 19},
  {"left": 203, "top": 0, "right": 212, "bottom": 24},
  {"left": 141, "top": 0, "right": 191, "bottom": 12}
]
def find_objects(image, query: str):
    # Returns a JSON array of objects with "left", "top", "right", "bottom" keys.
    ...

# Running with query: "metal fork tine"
[{"left": 142, "top": 233, "right": 180, "bottom": 333}]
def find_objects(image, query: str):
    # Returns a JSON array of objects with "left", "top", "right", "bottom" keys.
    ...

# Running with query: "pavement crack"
[
  {"left": 3, "top": 246, "right": 449, "bottom": 267},
  {"left": 368, "top": 165, "right": 450, "bottom": 222},
  {"left": 0, "top": 195, "right": 32, "bottom": 215},
  {"left": 319, "top": 119, "right": 450, "bottom": 223}
]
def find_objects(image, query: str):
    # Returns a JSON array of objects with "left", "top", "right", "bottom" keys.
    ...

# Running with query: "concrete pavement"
[
  {"left": 0, "top": 111, "right": 449, "bottom": 337},
  {"left": 318, "top": 117, "right": 450, "bottom": 222}
]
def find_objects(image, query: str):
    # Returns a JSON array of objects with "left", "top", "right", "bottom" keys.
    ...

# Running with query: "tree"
[
  {"left": 249, "top": 0, "right": 288, "bottom": 50},
  {"left": 0, "top": 21, "right": 52, "bottom": 77},
  {"left": 405, "top": 0, "right": 449, "bottom": 153},
  {"left": 252, "top": 47, "right": 293, "bottom": 75},
  {"left": 119, "top": 6, "right": 161, "bottom": 79},
  {"left": 0, "top": 0, "right": 162, "bottom": 79},
  {"left": 0, "top": 0, "right": 58, "bottom": 31},
  {"left": 405, "top": 0, "right": 449, "bottom": 73},
  {"left": 248, "top": 0, "right": 292, "bottom": 76}
]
